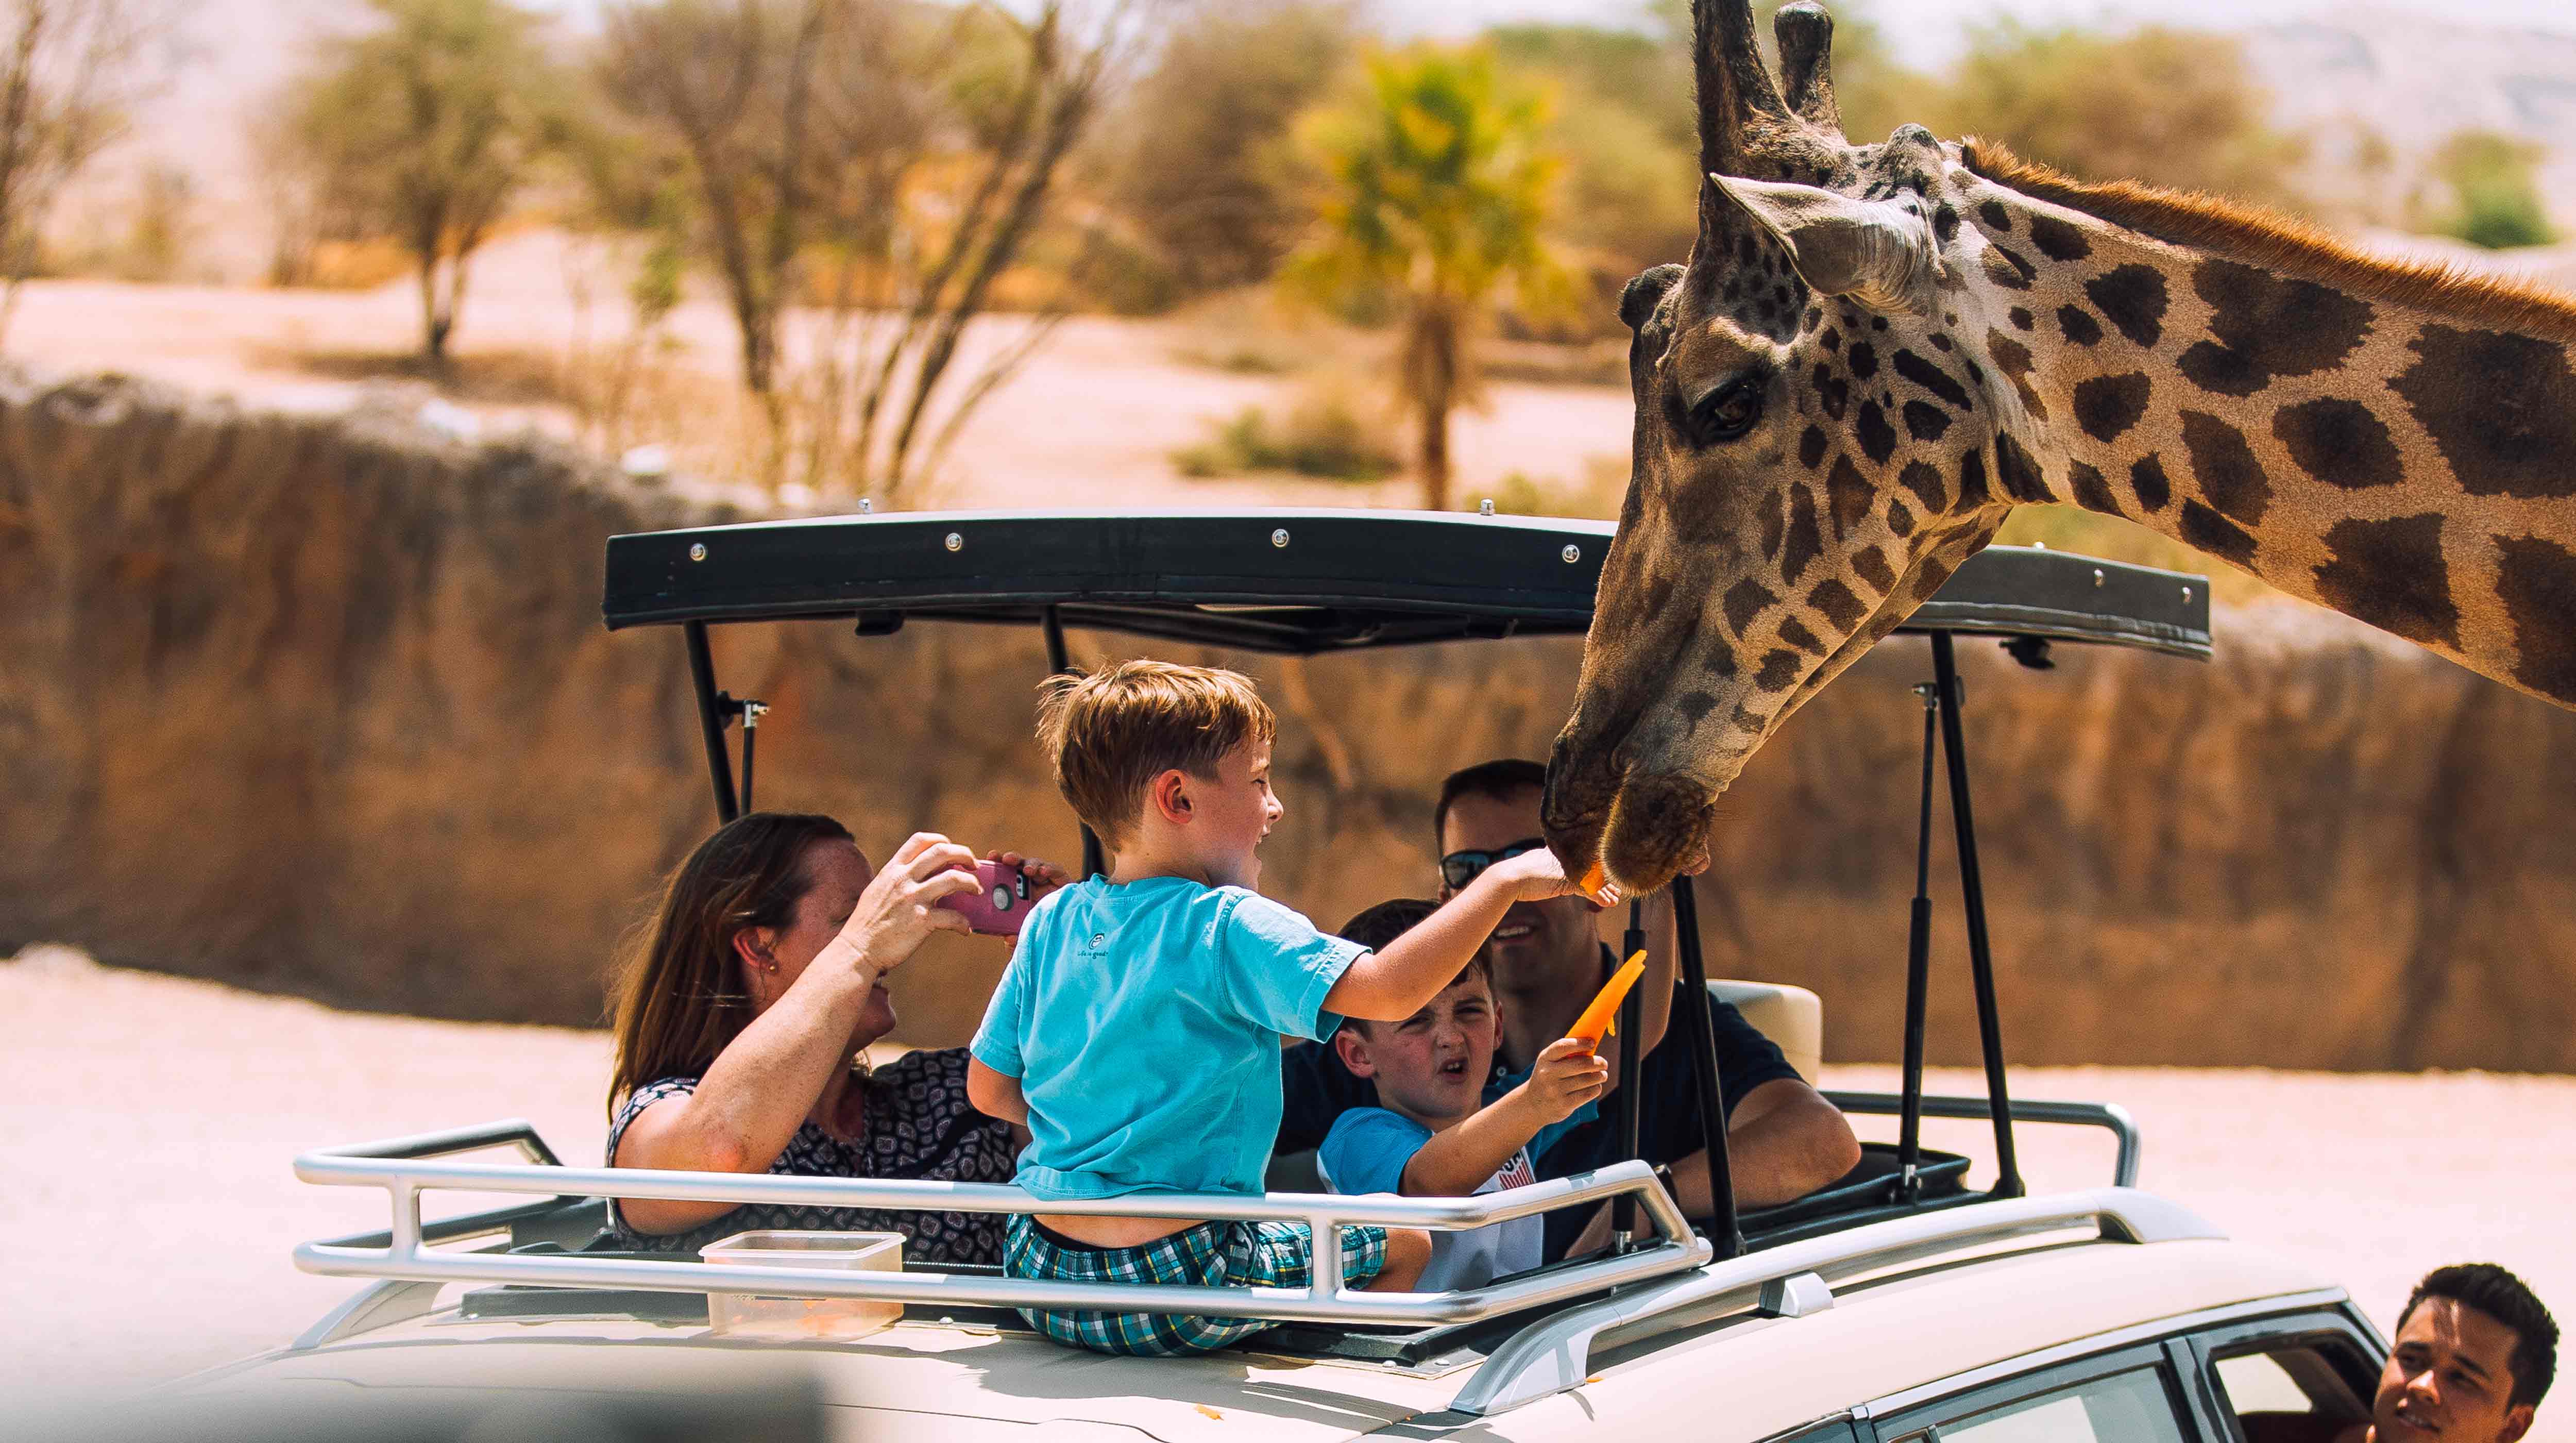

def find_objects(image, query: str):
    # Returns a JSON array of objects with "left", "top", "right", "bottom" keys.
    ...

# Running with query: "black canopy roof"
[{"left": 603, "top": 508, "right": 2211, "bottom": 660}]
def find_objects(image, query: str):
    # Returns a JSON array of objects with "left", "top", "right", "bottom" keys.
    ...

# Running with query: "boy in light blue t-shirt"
[{"left": 967, "top": 661, "right": 1610, "bottom": 1356}]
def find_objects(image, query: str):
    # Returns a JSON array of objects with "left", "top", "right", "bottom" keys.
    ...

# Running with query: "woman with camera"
[{"left": 605, "top": 812, "right": 1065, "bottom": 1264}]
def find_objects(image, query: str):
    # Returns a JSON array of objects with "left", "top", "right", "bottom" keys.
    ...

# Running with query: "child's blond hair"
[{"left": 1036, "top": 661, "right": 1276, "bottom": 850}]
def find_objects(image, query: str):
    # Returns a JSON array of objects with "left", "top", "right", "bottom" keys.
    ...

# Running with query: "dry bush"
[
  {"left": 1484, "top": 454, "right": 1626, "bottom": 520},
  {"left": 302, "top": 238, "right": 418, "bottom": 291},
  {"left": 1170, "top": 376, "right": 1400, "bottom": 481},
  {"left": 1101, "top": 0, "right": 1361, "bottom": 300}
]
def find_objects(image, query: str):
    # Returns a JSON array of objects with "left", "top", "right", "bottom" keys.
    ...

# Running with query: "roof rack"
[
  {"left": 1452, "top": 1186, "right": 2223, "bottom": 1416},
  {"left": 292, "top": 1121, "right": 1711, "bottom": 1331},
  {"left": 286, "top": 1123, "right": 2222, "bottom": 1418}
]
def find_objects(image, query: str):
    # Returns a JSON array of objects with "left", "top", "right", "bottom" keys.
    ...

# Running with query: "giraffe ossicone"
[{"left": 1544, "top": 0, "right": 2576, "bottom": 894}]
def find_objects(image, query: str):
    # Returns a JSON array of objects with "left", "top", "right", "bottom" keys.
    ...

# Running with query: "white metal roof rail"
[
  {"left": 292, "top": 1123, "right": 1713, "bottom": 1329},
  {"left": 1449, "top": 1186, "right": 2225, "bottom": 1416}
]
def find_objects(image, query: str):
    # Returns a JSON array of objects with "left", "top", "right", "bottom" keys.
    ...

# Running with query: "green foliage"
[
  {"left": 1486, "top": 22, "right": 1692, "bottom": 304},
  {"left": 2427, "top": 130, "right": 2554, "bottom": 250},
  {"left": 1923, "top": 22, "right": 2309, "bottom": 212},
  {"left": 1281, "top": 43, "right": 1569, "bottom": 507},
  {"left": 1489, "top": 21, "right": 1689, "bottom": 152},
  {"left": 1105, "top": 0, "right": 1360, "bottom": 298},
  {"left": 1171, "top": 384, "right": 1400, "bottom": 481},
  {"left": 286, "top": 0, "right": 564, "bottom": 359}
]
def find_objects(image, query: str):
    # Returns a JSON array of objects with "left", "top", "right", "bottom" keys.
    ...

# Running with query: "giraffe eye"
[{"left": 1691, "top": 379, "right": 1764, "bottom": 444}]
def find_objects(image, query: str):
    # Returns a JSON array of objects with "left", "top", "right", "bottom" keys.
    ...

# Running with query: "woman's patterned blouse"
[{"left": 606, "top": 1046, "right": 1018, "bottom": 1264}]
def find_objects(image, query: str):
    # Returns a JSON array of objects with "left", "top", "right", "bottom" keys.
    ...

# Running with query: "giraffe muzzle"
[{"left": 1544, "top": 730, "right": 1722, "bottom": 896}]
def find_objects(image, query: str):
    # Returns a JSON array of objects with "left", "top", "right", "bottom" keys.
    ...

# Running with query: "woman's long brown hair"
[{"left": 606, "top": 812, "right": 855, "bottom": 1117}]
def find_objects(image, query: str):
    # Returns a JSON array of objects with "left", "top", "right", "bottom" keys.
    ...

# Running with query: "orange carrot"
[
  {"left": 1578, "top": 860, "right": 1614, "bottom": 905},
  {"left": 1568, "top": 950, "right": 1648, "bottom": 1048}
]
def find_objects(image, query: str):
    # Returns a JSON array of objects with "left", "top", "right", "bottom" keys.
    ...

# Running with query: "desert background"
[{"left": 5, "top": 0, "right": 2576, "bottom": 1426}]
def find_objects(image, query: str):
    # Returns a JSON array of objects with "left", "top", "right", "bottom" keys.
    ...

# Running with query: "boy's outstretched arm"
[
  {"left": 965, "top": 1056, "right": 1029, "bottom": 1126},
  {"left": 1399, "top": 1039, "right": 1606, "bottom": 1197},
  {"left": 1324, "top": 851, "right": 1616, "bottom": 1020}
]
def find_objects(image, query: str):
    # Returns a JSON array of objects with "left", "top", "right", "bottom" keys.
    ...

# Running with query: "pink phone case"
[{"left": 936, "top": 860, "right": 1032, "bottom": 935}]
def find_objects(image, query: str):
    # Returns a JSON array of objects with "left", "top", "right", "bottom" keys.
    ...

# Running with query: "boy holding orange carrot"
[
  {"left": 1316, "top": 900, "right": 1618, "bottom": 1290},
  {"left": 964, "top": 662, "right": 1615, "bottom": 1356}
]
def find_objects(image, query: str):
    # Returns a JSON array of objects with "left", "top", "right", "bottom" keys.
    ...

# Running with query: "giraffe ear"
[{"left": 1708, "top": 173, "right": 1940, "bottom": 317}]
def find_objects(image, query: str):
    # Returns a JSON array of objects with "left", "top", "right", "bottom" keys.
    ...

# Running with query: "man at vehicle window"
[
  {"left": 2323, "top": 1263, "right": 2557, "bottom": 1443},
  {"left": 1280, "top": 759, "right": 1860, "bottom": 1259}
]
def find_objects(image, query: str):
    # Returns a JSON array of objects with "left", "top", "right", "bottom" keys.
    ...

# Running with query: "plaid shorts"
[{"left": 1005, "top": 1214, "right": 1390, "bottom": 1356}]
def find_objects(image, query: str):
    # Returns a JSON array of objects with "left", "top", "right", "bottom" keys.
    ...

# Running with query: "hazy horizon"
[
  {"left": 519, "top": 1, "right": 2576, "bottom": 67},
  {"left": 1380, "top": 0, "right": 2576, "bottom": 65}
]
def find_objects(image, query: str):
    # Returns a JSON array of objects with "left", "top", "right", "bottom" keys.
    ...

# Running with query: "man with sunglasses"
[{"left": 1279, "top": 759, "right": 1860, "bottom": 1261}]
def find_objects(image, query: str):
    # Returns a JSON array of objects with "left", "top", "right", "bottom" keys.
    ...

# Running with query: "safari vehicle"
[{"left": 180, "top": 509, "right": 2388, "bottom": 1442}]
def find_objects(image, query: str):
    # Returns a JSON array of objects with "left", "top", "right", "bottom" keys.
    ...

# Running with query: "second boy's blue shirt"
[{"left": 970, "top": 875, "right": 1365, "bottom": 1203}]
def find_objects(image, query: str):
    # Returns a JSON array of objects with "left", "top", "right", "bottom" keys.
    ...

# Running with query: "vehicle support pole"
[
  {"left": 684, "top": 622, "right": 739, "bottom": 826},
  {"left": 1899, "top": 683, "right": 1938, "bottom": 1199},
  {"left": 1671, "top": 877, "right": 1743, "bottom": 1259},
  {"left": 1930, "top": 632, "right": 2023, "bottom": 1199},
  {"left": 1611, "top": 900, "right": 1647, "bottom": 1247},
  {"left": 1041, "top": 606, "right": 1105, "bottom": 881}
]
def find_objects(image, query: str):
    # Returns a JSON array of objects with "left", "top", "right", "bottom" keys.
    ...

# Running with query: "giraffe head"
[{"left": 1546, "top": 1, "right": 2048, "bottom": 888}]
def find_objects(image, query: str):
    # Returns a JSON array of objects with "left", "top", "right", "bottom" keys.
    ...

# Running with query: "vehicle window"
[
  {"left": 2217, "top": 1353, "right": 2314, "bottom": 1412},
  {"left": 1915, "top": 1366, "right": 2193, "bottom": 1443},
  {"left": 2210, "top": 1345, "right": 2370, "bottom": 1443}
]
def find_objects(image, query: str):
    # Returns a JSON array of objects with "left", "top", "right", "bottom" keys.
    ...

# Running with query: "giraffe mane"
[{"left": 1961, "top": 138, "right": 2576, "bottom": 346}]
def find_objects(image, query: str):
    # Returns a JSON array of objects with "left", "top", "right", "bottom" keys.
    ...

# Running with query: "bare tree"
[
  {"left": 596, "top": 0, "right": 1144, "bottom": 497},
  {"left": 0, "top": 0, "right": 162, "bottom": 344},
  {"left": 597, "top": 0, "right": 819, "bottom": 404}
]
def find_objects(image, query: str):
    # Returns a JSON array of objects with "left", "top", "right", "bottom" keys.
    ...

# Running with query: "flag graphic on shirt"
[{"left": 1495, "top": 1150, "right": 1537, "bottom": 1190}]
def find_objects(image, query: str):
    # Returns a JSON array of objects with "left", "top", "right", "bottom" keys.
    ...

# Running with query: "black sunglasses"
[{"left": 1440, "top": 837, "right": 1548, "bottom": 891}]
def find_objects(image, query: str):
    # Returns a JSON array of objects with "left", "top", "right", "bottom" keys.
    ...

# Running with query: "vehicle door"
[
  {"left": 2167, "top": 1307, "right": 2386, "bottom": 1443},
  {"left": 1865, "top": 1343, "right": 2205, "bottom": 1443}
]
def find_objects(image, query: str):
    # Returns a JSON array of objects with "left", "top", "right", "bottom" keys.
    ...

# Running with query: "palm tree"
[{"left": 1283, "top": 45, "right": 1568, "bottom": 512}]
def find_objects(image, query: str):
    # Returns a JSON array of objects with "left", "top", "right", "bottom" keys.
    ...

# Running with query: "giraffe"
[{"left": 1543, "top": 0, "right": 2576, "bottom": 893}]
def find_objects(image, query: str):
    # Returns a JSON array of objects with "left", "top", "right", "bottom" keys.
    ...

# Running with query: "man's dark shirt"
[{"left": 1277, "top": 946, "right": 1802, "bottom": 1260}]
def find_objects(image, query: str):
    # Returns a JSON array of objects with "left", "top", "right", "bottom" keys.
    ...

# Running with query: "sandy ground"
[{"left": 6, "top": 945, "right": 2571, "bottom": 1433}]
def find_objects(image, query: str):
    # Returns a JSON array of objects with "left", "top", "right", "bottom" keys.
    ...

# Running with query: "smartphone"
[{"left": 935, "top": 859, "right": 1033, "bottom": 936}]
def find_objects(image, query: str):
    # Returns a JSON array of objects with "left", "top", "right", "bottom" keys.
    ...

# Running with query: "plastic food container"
[{"left": 700, "top": 1230, "right": 906, "bottom": 1341}]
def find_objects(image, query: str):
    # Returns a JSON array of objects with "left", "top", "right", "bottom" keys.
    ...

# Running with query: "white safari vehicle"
[{"left": 169, "top": 511, "right": 2384, "bottom": 1443}]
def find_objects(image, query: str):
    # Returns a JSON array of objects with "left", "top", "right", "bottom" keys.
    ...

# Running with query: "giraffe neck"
[{"left": 1965, "top": 185, "right": 2576, "bottom": 707}]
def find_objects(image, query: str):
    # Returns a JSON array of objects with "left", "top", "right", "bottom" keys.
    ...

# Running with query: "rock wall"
[{"left": 5, "top": 372, "right": 2573, "bottom": 1070}]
